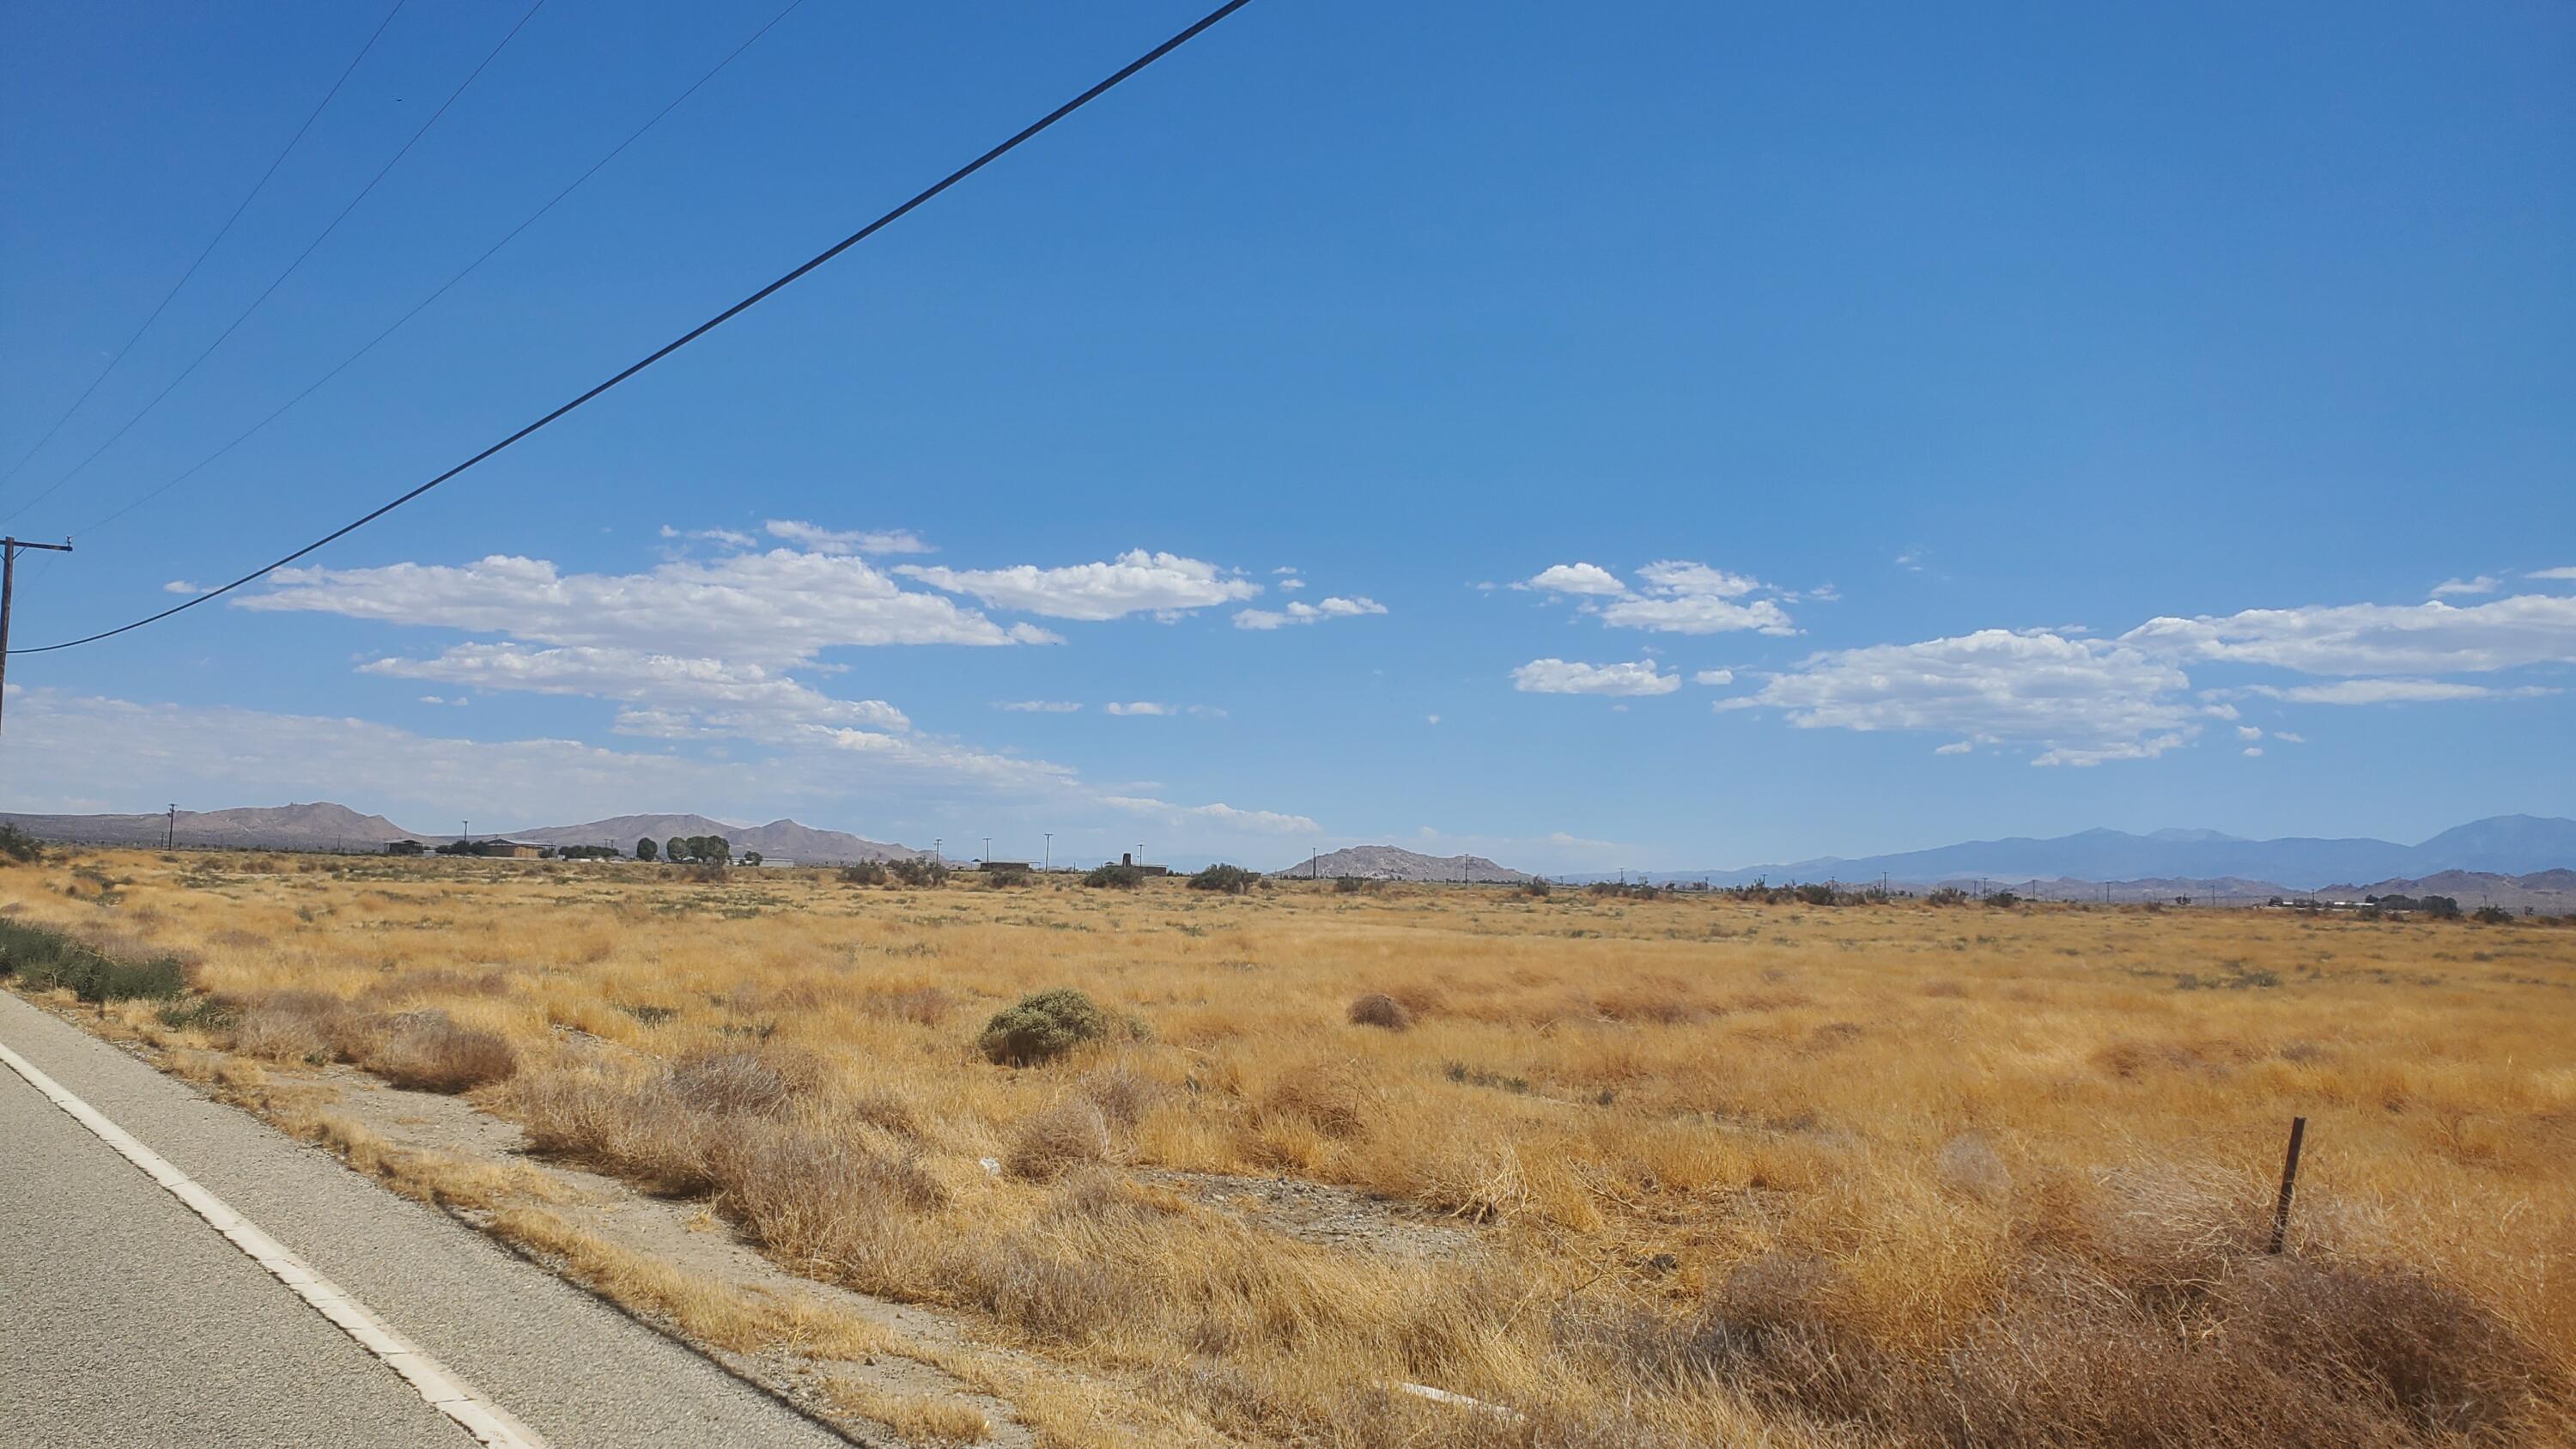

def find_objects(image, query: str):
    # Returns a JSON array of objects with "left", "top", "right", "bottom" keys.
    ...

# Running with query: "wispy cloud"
[
  {"left": 898, "top": 551, "right": 1258, "bottom": 620},
  {"left": 1510, "top": 659, "right": 1682, "bottom": 697}
]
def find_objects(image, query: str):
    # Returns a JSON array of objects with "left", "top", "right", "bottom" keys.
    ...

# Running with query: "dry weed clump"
[
  {"left": 1346, "top": 992, "right": 1413, "bottom": 1030},
  {"left": 369, "top": 1010, "right": 517, "bottom": 1093},
  {"left": 1005, "top": 1098, "right": 1115, "bottom": 1180},
  {"left": 9, "top": 849, "right": 2573, "bottom": 1447}
]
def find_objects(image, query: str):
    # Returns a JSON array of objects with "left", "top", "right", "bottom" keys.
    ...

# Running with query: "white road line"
[{"left": 0, "top": 1038, "right": 548, "bottom": 1449}]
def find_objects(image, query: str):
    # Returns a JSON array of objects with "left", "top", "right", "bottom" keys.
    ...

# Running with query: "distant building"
[
  {"left": 476, "top": 840, "right": 544, "bottom": 859},
  {"left": 979, "top": 860, "right": 1033, "bottom": 873}
]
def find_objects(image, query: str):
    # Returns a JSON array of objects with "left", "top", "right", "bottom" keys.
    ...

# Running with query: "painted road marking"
[{"left": 0, "top": 1038, "right": 548, "bottom": 1449}]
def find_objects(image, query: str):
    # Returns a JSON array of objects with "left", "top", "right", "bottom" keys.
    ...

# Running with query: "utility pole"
[
  {"left": 1043, "top": 833, "right": 1053, "bottom": 873},
  {"left": 0, "top": 537, "right": 76, "bottom": 739},
  {"left": 983, "top": 836, "right": 993, "bottom": 866},
  {"left": 167, "top": 803, "right": 177, "bottom": 850}
]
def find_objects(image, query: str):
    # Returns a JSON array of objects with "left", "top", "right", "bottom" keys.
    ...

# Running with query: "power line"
[
  {"left": 12, "top": 0, "right": 1260, "bottom": 657},
  {"left": 0, "top": 0, "right": 409, "bottom": 493},
  {"left": 1, "top": 0, "right": 550, "bottom": 528},
  {"left": 52, "top": 0, "right": 811, "bottom": 545}
]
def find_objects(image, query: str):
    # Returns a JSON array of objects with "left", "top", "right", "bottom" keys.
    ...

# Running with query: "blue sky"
[{"left": 3, "top": 0, "right": 2569, "bottom": 872}]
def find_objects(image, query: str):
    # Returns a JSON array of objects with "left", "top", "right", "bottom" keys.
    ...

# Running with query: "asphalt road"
[{"left": 0, "top": 990, "right": 850, "bottom": 1448}]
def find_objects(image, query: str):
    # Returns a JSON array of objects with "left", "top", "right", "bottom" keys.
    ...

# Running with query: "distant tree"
[
  {"left": 1188, "top": 863, "right": 1258, "bottom": 894},
  {"left": 383, "top": 839, "right": 426, "bottom": 857},
  {"left": 1084, "top": 862, "right": 1145, "bottom": 890},
  {"left": 2419, "top": 895, "right": 2463, "bottom": 920},
  {"left": 742, "top": 851, "right": 763, "bottom": 868},
  {"left": 889, "top": 856, "right": 949, "bottom": 887},
  {"left": 434, "top": 838, "right": 478, "bottom": 857},
  {"left": 2474, "top": 904, "right": 2512, "bottom": 925},
  {"left": 635, "top": 837, "right": 657, "bottom": 861},
  {"left": 665, "top": 836, "right": 686, "bottom": 864},
  {"left": 840, "top": 860, "right": 889, "bottom": 886},
  {"left": 1986, "top": 890, "right": 2021, "bottom": 908}
]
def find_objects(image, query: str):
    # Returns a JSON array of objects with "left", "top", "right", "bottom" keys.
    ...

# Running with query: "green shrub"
[
  {"left": 1084, "top": 863, "right": 1145, "bottom": 890},
  {"left": 889, "top": 857, "right": 949, "bottom": 888},
  {"left": 1188, "top": 863, "right": 1259, "bottom": 894},
  {"left": 983, "top": 868, "right": 1033, "bottom": 888},
  {"left": 0, "top": 919, "right": 187, "bottom": 1002},
  {"left": 0, "top": 824, "right": 43, "bottom": 864},
  {"left": 978, "top": 988, "right": 1113, "bottom": 1065},
  {"left": 839, "top": 860, "right": 890, "bottom": 886},
  {"left": 2474, "top": 905, "right": 2514, "bottom": 925}
]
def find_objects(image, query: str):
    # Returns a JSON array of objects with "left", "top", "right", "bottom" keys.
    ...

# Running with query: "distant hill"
[
  {"left": 0, "top": 801, "right": 416, "bottom": 850},
  {"left": 1270, "top": 845, "right": 1530, "bottom": 883},
  {"left": 1618, "top": 815, "right": 2576, "bottom": 892},
  {"left": 2001, "top": 869, "right": 2574, "bottom": 915},
  {"left": 0, "top": 803, "right": 924, "bottom": 861},
  {"left": 508, "top": 814, "right": 922, "bottom": 863}
]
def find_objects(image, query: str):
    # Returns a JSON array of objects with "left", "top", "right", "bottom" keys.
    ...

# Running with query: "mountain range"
[
  {"left": 1602, "top": 815, "right": 2576, "bottom": 892},
  {"left": 6, "top": 805, "right": 2570, "bottom": 891},
  {"left": 0, "top": 803, "right": 923, "bottom": 863},
  {"left": 1267, "top": 845, "right": 1531, "bottom": 883}
]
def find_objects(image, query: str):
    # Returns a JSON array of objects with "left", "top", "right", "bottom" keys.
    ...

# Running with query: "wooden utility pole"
[{"left": 0, "top": 537, "right": 76, "bottom": 738}]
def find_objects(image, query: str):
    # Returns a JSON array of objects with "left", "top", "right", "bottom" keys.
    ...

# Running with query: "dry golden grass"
[{"left": 8, "top": 849, "right": 2574, "bottom": 1446}]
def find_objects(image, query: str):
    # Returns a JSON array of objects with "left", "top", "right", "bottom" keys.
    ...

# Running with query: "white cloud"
[
  {"left": 896, "top": 550, "right": 1257, "bottom": 621},
  {"left": 2244, "top": 746, "right": 2263, "bottom": 757},
  {"left": 996, "top": 700, "right": 1083, "bottom": 713},
  {"left": 1600, "top": 592, "right": 1795, "bottom": 636},
  {"left": 1425, "top": 714, "right": 1441, "bottom": 725},
  {"left": 2122, "top": 594, "right": 2576, "bottom": 675},
  {"left": 1692, "top": 669, "right": 1735, "bottom": 686},
  {"left": 2430, "top": 575, "right": 2500, "bottom": 597},
  {"left": 161, "top": 580, "right": 202, "bottom": 595},
  {"left": 2529, "top": 566, "right": 2576, "bottom": 581},
  {"left": 1098, "top": 795, "right": 1319, "bottom": 835},
  {"left": 761, "top": 520, "right": 933, "bottom": 555},
  {"left": 1525, "top": 558, "right": 1797, "bottom": 636},
  {"left": 1634, "top": 560, "right": 1761, "bottom": 599},
  {"left": 2274, "top": 731, "right": 2306, "bottom": 743},
  {"left": 242, "top": 551, "right": 1055, "bottom": 666},
  {"left": 1510, "top": 659, "right": 1682, "bottom": 697},
  {"left": 1895, "top": 548, "right": 1928, "bottom": 573},
  {"left": 1934, "top": 740, "right": 1973, "bottom": 755},
  {"left": 2233, "top": 679, "right": 2558, "bottom": 705},
  {"left": 1104, "top": 702, "right": 1174, "bottom": 716},
  {"left": 659, "top": 524, "right": 756, "bottom": 547},
  {"left": 1232, "top": 596, "right": 1388, "bottom": 630},
  {"left": 1725, "top": 628, "right": 2197, "bottom": 766},
  {"left": 360, "top": 644, "right": 908, "bottom": 734},
  {"left": 1524, "top": 563, "right": 1627, "bottom": 596},
  {"left": 1598, "top": 560, "right": 1795, "bottom": 636},
  {"left": 2236, "top": 725, "right": 2263, "bottom": 740}
]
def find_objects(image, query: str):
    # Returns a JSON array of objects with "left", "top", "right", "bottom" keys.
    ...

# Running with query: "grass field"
[{"left": 6, "top": 849, "right": 2572, "bottom": 1446}]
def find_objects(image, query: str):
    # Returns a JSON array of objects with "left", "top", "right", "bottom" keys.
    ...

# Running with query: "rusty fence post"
[{"left": 2267, "top": 1116, "right": 2307, "bottom": 1254}]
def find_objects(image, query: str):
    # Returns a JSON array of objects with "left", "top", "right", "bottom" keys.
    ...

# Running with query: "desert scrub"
[
  {"left": 1187, "top": 863, "right": 1260, "bottom": 894},
  {"left": 0, "top": 918, "right": 186, "bottom": 1002},
  {"left": 977, "top": 988, "right": 1112, "bottom": 1065},
  {"left": 1346, "top": 992, "right": 1413, "bottom": 1030}
]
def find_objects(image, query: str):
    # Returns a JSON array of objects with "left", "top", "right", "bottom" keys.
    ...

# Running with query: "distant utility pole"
[
  {"left": 983, "top": 836, "right": 993, "bottom": 866},
  {"left": 1043, "top": 833, "right": 1053, "bottom": 873},
  {"left": 166, "top": 803, "right": 177, "bottom": 850},
  {"left": 0, "top": 536, "right": 75, "bottom": 740}
]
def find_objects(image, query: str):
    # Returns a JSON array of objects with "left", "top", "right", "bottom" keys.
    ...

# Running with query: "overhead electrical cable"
[
  {"left": 2, "top": 0, "right": 550, "bottom": 528},
  {"left": 58, "top": 0, "right": 811, "bottom": 543},
  {"left": 11, "top": 0, "right": 1260, "bottom": 656},
  {"left": 0, "top": 0, "right": 410, "bottom": 493}
]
